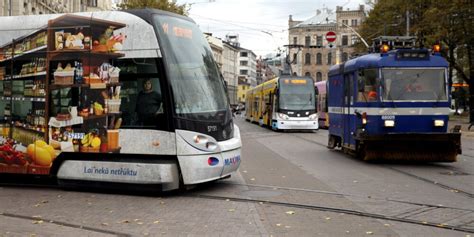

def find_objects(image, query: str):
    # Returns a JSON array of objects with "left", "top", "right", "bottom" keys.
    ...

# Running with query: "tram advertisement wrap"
[{"left": 0, "top": 14, "right": 172, "bottom": 176}]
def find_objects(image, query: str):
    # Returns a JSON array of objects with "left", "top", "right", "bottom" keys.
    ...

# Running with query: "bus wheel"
[{"left": 327, "top": 135, "right": 337, "bottom": 149}]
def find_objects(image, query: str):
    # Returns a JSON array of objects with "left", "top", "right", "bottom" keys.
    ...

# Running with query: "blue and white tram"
[{"left": 327, "top": 40, "right": 461, "bottom": 162}]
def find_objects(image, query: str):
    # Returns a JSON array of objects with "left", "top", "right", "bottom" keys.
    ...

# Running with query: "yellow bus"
[{"left": 245, "top": 76, "right": 318, "bottom": 131}]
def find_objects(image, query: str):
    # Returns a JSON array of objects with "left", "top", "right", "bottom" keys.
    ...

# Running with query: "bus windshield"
[
  {"left": 279, "top": 78, "right": 315, "bottom": 110},
  {"left": 153, "top": 15, "right": 228, "bottom": 118},
  {"left": 382, "top": 68, "right": 447, "bottom": 101}
]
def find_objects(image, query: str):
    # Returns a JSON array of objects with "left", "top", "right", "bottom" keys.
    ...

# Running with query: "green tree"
[
  {"left": 118, "top": 0, "right": 188, "bottom": 16},
  {"left": 359, "top": 0, "right": 474, "bottom": 122}
]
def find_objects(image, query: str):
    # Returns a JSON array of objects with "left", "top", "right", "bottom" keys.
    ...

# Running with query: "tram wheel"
[
  {"left": 327, "top": 135, "right": 337, "bottom": 149},
  {"left": 356, "top": 142, "right": 366, "bottom": 160}
]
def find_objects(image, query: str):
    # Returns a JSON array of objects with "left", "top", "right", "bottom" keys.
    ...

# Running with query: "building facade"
[
  {"left": 222, "top": 41, "right": 239, "bottom": 105},
  {"left": 288, "top": 5, "right": 366, "bottom": 82},
  {"left": 1, "top": 0, "right": 113, "bottom": 16},
  {"left": 205, "top": 33, "right": 240, "bottom": 106},
  {"left": 205, "top": 33, "right": 223, "bottom": 68},
  {"left": 238, "top": 48, "right": 257, "bottom": 87},
  {"left": 237, "top": 77, "right": 250, "bottom": 104}
]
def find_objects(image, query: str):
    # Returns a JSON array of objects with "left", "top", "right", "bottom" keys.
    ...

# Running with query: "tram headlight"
[
  {"left": 309, "top": 113, "right": 318, "bottom": 120},
  {"left": 193, "top": 135, "right": 208, "bottom": 144},
  {"left": 278, "top": 113, "right": 289, "bottom": 120},
  {"left": 384, "top": 120, "right": 395, "bottom": 127},
  {"left": 434, "top": 120, "right": 445, "bottom": 127}
]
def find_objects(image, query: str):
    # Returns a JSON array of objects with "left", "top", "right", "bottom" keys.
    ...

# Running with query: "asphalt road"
[{"left": 0, "top": 117, "right": 473, "bottom": 236}]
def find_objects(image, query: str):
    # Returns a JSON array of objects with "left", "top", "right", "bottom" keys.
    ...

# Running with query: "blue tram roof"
[{"left": 329, "top": 50, "right": 448, "bottom": 76}]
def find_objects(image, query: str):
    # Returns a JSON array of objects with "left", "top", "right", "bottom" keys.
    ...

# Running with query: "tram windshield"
[
  {"left": 279, "top": 78, "right": 315, "bottom": 110},
  {"left": 153, "top": 15, "right": 228, "bottom": 119},
  {"left": 382, "top": 68, "right": 447, "bottom": 101}
]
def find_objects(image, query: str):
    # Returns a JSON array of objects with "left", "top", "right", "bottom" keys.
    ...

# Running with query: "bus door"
[{"left": 343, "top": 73, "right": 355, "bottom": 148}]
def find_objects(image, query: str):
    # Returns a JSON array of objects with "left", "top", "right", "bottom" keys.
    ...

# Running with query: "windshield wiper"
[
  {"left": 295, "top": 93, "right": 314, "bottom": 111},
  {"left": 380, "top": 79, "right": 396, "bottom": 108}
]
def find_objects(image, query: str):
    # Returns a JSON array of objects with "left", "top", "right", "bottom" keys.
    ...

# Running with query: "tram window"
[
  {"left": 120, "top": 77, "right": 165, "bottom": 129},
  {"left": 357, "top": 69, "right": 378, "bottom": 102}
]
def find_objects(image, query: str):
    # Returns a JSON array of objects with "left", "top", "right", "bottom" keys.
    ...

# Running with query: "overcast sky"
[{"left": 176, "top": 0, "right": 367, "bottom": 57}]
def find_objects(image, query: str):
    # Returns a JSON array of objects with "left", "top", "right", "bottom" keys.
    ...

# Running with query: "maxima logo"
[{"left": 224, "top": 155, "right": 241, "bottom": 166}]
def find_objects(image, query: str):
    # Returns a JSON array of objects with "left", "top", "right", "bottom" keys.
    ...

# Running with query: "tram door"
[
  {"left": 342, "top": 73, "right": 355, "bottom": 148},
  {"left": 267, "top": 92, "right": 273, "bottom": 126}
]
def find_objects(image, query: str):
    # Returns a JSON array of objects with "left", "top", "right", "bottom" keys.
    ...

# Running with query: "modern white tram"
[{"left": 0, "top": 9, "right": 241, "bottom": 191}]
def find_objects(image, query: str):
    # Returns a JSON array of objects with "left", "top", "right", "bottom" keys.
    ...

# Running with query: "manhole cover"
[{"left": 240, "top": 190, "right": 282, "bottom": 198}]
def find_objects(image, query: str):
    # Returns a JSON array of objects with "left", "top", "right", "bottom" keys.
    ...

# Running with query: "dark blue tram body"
[{"left": 327, "top": 49, "right": 461, "bottom": 162}]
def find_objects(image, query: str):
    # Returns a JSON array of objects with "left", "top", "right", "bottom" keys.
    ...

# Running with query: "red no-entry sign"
[{"left": 326, "top": 31, "right": 336, "bottom": 42}]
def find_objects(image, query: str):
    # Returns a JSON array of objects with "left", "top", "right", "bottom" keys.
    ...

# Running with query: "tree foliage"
[
  {"left": 359, "top": 0, "right": 474, "bottom": 121},
  {"left": 118, "top": 0, "right": 188, "bottom": 16}
]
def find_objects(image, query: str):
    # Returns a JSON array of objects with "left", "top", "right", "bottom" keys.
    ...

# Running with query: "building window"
[
  {"left": 240, "top": 70, "right": 248, "bottom": 75},
  {"left": 351, "top": 19, "right": 358, "bottom": 26},
  {"left": 351, "top": 35, "right": 360, "bottom": 45},
  {"left": 327, "top": 52, "right": 332, "bottom": 65},
  {"left": 316, "top": 72, "right": 322, "bottom": 82},
  {"left": 242, "top": 94, "right": 245, "bottom": 99},
  {"left": 342, "top": 52, "right": 348, "bottom": 62},
  {"left": 240, "top": 61, "right": 248, "bottom": 66},
  {"left": 240, "top": 52, "right": 248, "bottom": 57},
  {"left": 293, "top": 53, "right": 297, "bottom": 64},
  {"left": 305, "top": 53, "right": 311, "bottom": 65},
  {"left": 305, "top": 36, "right": 310, "bottom": 47},
  {"left": 88, "top": 0, "right": 98, "bottom": 7},
  {"left": 342, "top": 35, "right": 348, "bottom": 46},
  {"left": 342, "top": 19, "right": 348, "bottom": 27},
  {"left": 293, "top": 37, "right": 297, "bottom": 45},
  {"left": 316, "top": 53, "right": 322, "bottom": 65},
  {"left": 316, "top": 36, "right": 323, "bottom": 47},
  {"left": 305, "top": 72, "right": 311, "bottom": 78}
]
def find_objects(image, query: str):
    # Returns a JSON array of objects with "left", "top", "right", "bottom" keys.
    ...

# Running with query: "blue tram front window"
[{"left": 382, "top": 68, "right": 447, "bottom": 101}]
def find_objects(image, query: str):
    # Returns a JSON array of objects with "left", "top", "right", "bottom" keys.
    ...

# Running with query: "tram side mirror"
[
  {"left": 358, "top": 71, "right": 365, "bottom": 92},
  {"left": 358, "top": 79, "right": 365, "bottom": 92}
]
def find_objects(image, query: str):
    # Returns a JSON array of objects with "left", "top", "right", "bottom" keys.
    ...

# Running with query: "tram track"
[
  {"left": 188, "top": 193, "right": 474, "bottom": 233},
  {"left": 287, "top": 133, "right": 474, "bottom": 200},
  {"left": 219, "top": 182, "right": 474, "bottom": 212},
  {"left": 0, "top": 212, "right": 130, "bottom": 237},
  {"left": 387, "top": 167, "right": 474, "bottom": 199}
]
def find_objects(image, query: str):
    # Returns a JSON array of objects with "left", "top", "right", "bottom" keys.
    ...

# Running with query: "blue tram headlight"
[
  {"left": 384, "top": 120, "right": 395, "bottom": 127},
  {"left": 434, "top": 120, "right": 445, "bottom": 127}
]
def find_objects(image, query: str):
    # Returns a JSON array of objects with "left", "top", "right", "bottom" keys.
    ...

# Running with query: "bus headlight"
[
  {"left": 278, "top": 113, "right": 289, "bottom": 120},
  {"left": 384, "top": 120, "right": 395, "bottom": 127},
  {"left": 434, "top": 120, "right": 444, "bottom": 127},
  {"left": 309, "top": 113, "right": 318, "bottom": 120}
]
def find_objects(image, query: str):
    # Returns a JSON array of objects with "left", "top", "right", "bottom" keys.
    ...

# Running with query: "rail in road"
[
  {"left": 236, "top": 120, "right": 474, "bottom": 234},
  {"left": 189, "top": 181, "right": 474, "bottom": 234},
  {"left": 287, "top": 132, "right": 474, "bottom": 200}
]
